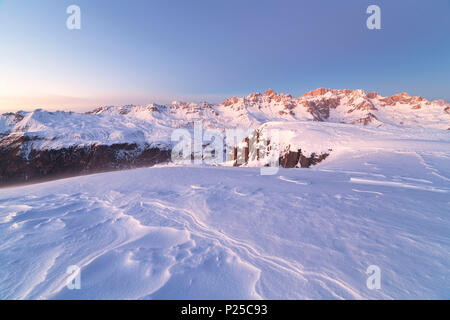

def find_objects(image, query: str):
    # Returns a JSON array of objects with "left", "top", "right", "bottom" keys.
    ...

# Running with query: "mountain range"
[{"left": 1, "top": 88, "right": 449, "bottom": 185}]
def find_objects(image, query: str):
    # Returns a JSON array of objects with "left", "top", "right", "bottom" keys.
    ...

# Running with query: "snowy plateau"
[{"left": 0, "top": 88, "right": 449, "bottom": 299}]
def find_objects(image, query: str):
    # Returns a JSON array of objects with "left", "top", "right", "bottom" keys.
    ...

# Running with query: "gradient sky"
[{"left": 0, "top": 0, "right": 449, "bottom": 112}]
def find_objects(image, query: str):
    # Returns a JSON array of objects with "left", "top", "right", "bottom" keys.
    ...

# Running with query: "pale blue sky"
[{"left": 0, "top": 0, "right": 449, "bottom": 112}]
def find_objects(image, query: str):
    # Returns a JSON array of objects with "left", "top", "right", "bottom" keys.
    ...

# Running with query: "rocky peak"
[
  {"left": 367, "top": 92, "right": 378, "bottom": 99},
  {"left": 264, "top": 89, "right": 277, "bottom": 97},
  {"left": 302, "top": 88, "right": 331, "bottom": 97}
]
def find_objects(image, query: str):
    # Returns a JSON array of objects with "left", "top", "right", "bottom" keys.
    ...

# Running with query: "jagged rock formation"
[
  {"left": 281, "top": 150, "right": 330, "bottom": 168},
  {"left": 229, "top": 129, "right": 330, "bottom": 168}
]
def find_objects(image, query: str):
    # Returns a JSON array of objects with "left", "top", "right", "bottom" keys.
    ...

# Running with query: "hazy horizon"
[{"left": 1, "top": 86, "right": 450, "bottom": 114}]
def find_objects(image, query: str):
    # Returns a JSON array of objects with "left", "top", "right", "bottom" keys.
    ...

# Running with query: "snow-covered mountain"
[
  {"left": 1, "top": 88, "right": 449, "bottom": 185},
  {"left": 2, "top": 88, "right": 449, "bottom": 143}
]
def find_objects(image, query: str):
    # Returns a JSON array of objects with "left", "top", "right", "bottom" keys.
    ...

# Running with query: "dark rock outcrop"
[
  {"left": 0, "top": 134, "right": 170, "bottom": 186},
  {"left": 231, "top": 130, "right": 330, "bottom": 169},
  {"left": 281, "top": 149, "right": 330, "bottom": 168}
]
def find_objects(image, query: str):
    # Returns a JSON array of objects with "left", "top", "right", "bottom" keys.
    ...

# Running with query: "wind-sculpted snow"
[
  {"left": 1, "top": 89, "right": 449, "bottom": 298},
  {"left": 1, "top": 148, "right": 449, "bottom": 299}
]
